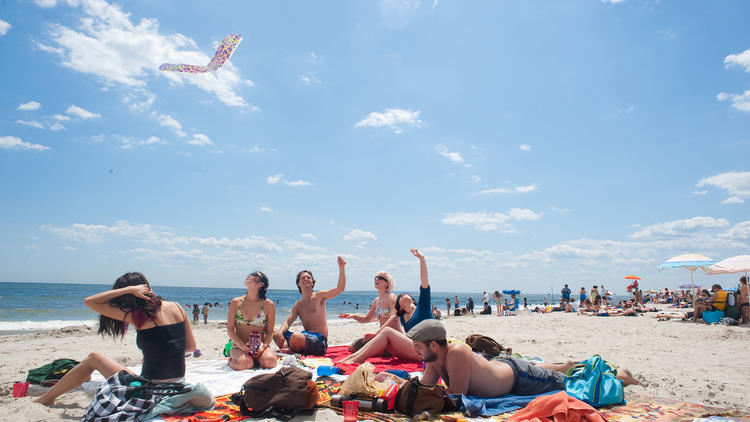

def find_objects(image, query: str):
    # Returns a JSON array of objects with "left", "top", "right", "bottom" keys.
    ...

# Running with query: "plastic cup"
[
  {"left": 342, "top": 400, "right": 359, "bottom": 422},
  {"left": 13, "top": 382, "right": 29, "bottom": 398}
]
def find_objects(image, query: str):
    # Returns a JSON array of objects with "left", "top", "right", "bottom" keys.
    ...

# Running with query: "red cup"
[
  {"left": 13, "top": 382, "right": 29, "bottom": 398},
  {"left": 342, "top": 400, "right": 359, "bottom": 422}
]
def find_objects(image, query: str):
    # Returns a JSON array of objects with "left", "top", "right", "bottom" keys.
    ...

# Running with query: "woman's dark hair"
[
  {"left": 98, "top": 272, "right": 162, "bottom": 338},
  {"left": 395, "top": 293, "right": 416, "bottom": 317},
  {"left": 295, "top": 270, "right": 315, "bottom": 293},
  {"left": 251, "top": 271, "right": 269, "bottom": 299}
]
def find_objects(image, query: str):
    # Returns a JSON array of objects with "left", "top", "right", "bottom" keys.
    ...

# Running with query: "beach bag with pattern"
[
  {"left": 26, "top": 358, "right": 79, "bottom": 386},
  {"left": 231, "top": 366, "right": 318, "bottom": 421},
  {"left": 83, "top": 370, "right": 190, "bottom": 422},
  {"left": 465, "top": 334, "right": 511, "bottom": 357},
  {"left": 394, "top": 377, "right": 456, "bottom": 416},
  {"left": 564, "top": 355, "right": 624, "bottom": 407}
]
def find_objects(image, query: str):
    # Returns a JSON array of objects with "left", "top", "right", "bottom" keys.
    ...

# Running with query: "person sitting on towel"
[
  {"left": 407, "top": 319, "right": 639, "bottom": 397},
  {"left": 273, "top": 257, "right": 347, "bottom": 356}
]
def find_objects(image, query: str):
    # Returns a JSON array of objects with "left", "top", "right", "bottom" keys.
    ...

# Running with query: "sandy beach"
[{"left": 1, "top": 308, "right": 748, "bottom": 421}]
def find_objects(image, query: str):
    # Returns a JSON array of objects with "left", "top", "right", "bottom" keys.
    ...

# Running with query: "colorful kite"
[{"left": 159, "top": 33, "right": 242, "bottom": 73}]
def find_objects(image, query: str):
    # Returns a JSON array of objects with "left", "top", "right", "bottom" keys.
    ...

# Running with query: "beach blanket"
[
  {"left": 321, "top": 345, "right": 424, "bottom": 375},
  {"left": 458, "top": 390, "right": 561, "bottom": 417}
]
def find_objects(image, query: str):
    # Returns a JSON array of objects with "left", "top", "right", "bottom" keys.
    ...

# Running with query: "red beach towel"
[
  {"left": 317, "top": 345, "right": 424, "bottom": 375},
  {"left": 508, "top": 391, "right": 609, "bottom": 422}
]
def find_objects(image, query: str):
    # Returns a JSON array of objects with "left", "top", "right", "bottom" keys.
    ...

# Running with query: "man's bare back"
[{"left": 424, "top": 343, "right": 516, "bottom": 396}]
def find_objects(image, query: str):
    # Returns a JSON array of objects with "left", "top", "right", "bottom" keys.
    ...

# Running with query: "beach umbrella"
[
  {"left": 658, "top": 253, "right": 715, "bottom": 307},
  {"left": 706, "top": 255, "right": 750, "bottom": 312},
  {"left": 502, "top": 289, "right": 521, "bottom": 295},
  {"left": 624, "top": 275, "right": 641, "bottom": 280}
]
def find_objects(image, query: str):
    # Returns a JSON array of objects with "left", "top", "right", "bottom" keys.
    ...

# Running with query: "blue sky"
[{"left": 1, "top": 0, "right": 749, "bottom": 294}]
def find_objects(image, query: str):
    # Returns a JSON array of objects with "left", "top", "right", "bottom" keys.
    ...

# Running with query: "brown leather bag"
[
  {"left": 395, "top": 377, "right": 455, "bottom": 416},
  {"left": 235, "top": 366, "right": 319, "bottom": 417},
  {"left": 465, "top": 334, "right": 511, "bottom": 357}
]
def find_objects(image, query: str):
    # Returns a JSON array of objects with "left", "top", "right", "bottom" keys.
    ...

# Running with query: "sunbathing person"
[
  {"left": 339, "top": 269, "right": 400, "bottom": 350},
  {"left": 34, "top": 272, "right": 196, "bottom": 406},
  {"left": 273, "top": 257, "right": 347, "bottom": 356},
  {"left": 226, "top": 271, "right": 276, "bottom": 370},
  {"left": 340, "top": 248, "right": 432, "bottom": 364},
  {"left": 407, "top": 319, "right": 639, "bottom": 397}
]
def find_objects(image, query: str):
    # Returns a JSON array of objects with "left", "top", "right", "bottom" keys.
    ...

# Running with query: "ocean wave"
[{"left": 0, "top": 319, "right": 98, "bottom": 331}]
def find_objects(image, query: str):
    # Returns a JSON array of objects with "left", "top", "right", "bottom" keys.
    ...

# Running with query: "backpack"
[
  {"left": 231, "top": 366, "right": 319, "bottom": 421},
  {"left": 564, "top": 355, "right": 624, "bottom": 407},
  {"left": 725, "top": 291, "right": 741, "bottom": 320},
  {"left": 26, "top": 358, "right": 79, "bottom": 386},
  {"left": 394, "top": 377, "right": 457, "bottom": 417},
  {"left": 465, "top": 334, "right": 511, "bottom": 357}
]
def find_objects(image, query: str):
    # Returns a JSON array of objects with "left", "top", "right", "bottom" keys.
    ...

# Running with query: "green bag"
[
  {"left": 223, "top": 340, "right": 233, "bottom": 357},
  {"left": 26, "top": 358, "right": 79, "bottom": 385}
]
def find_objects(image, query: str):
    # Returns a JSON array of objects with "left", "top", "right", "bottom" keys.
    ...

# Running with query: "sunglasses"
[{"left": 374, "top": 275, "right": 388, "bottom": 283}]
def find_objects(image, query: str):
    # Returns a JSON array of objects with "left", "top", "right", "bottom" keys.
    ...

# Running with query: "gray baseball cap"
[{"left": 405, "top": 319, "right": 446, "bottom": 342}]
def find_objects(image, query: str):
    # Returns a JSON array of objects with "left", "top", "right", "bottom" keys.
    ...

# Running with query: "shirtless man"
[
  {"left": 273, "top": 256, "right": 347, "bottom": 355},
  {"left": 407, "top": 320, "right": 639, "bottom": 397}
]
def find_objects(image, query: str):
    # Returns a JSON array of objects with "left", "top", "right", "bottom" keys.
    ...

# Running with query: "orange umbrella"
[{"left": 624, "top": 275, "right": 641, "bottom": 280}]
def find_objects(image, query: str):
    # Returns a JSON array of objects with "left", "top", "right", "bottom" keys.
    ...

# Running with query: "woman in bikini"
[
  {"left": 338, "top": 268, "right": 399, "bottom": 350},
  {"left": 34, "top": 272, "right": 196, "bottom": 406},
  {"left": 339, "top": 249, "right": 431, "bottom": 364},
  {"left": 226, "top": 271, "right": 277, "bottom": 370}
]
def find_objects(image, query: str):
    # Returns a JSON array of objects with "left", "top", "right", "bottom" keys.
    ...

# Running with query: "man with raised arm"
[{"left": 273, "top": 256, "right": 347, "bottom": 355}]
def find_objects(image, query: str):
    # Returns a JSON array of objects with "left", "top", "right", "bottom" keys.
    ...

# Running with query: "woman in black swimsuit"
[{"left": 34, "top": 272, "right": 196, "bottom": 406}]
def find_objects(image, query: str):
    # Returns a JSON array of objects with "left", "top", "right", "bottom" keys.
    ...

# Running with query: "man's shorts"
[
  {"left": 492, "top": 356, "right": 565, "bottom": 396},
  {"left": 300, "top": 331, "right": 328, "bottom": 356}
]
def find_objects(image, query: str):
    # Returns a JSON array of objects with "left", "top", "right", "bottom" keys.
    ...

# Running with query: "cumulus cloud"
[
  {"left": 343, "top": 229, "right": 377, "bottom": 241},
  {"left": 519, "top": 144, "right": 531, "bottom": 152},
  {"left": 266, "top": 174, "right": 312, "bottom": 186},
  {"left": 36, "top": 0, "right": 251, "bottom": 107},
  {"left": 724, "top": 48, "right": 750, "bottom": 72},
  {"left": 474, "top": 185, "right": 536, "bottom": 195},
  {"left": 630, "top": 216, "right": 729, "bottom": 239},
  {"left": 66, "top": 105, "right": 101, "bottom": 119},
  {"left": 284, "top": 240, "right": 324, "bottom": 251},
  {"left": 120, "top": 135, "right": 164, "bottom": 150},
  {"left": 0, "top": 136, "right": 51, "bottom": 151},
  {"left": 187, "top": 133, "right": 212, "bottom": 146},
  {"left": 52, "top": 114, "right": 71, "bottom": 121},
  {"left": 720, "top": 220, "right": 750, "bottom": 239},
  {"left": 435, "top": 145, "right": 465, "bottom": 164},
  {"left": 32, "top": 0, "right": 58, "bottom": 7},
  {"left": 0, "top": 19, "right": 11, "bottom": 36},
  {"left": 49, "top": 123, "right": 66, "bottom": 131},
  {"left": 18, "top": 101, "right": 41, "bottom": 111},
  {"left": 354, "top": 108, "right": 422, "bottom": 134},
  {"left": 696, "top": 171, "right": 750, "bottom": 203},
  {"left": 300, "top": 233, "right": 317, "bottom": 239},
  {"left": 267, "top": 174, "right": 282, "bottom": 184},
  {"left": 156, "top": 113, "right": 186, "bottom": 137},
  {"left": 260, "top": 206, "right": 272, "bottom": 212},
  {"left": 16, "top": 120, "right": 45, "bottom": 129},
  {"left": 717, "top": 91, "right": 750, "bottom": 113},
  {"left": 442, "top": 208, "right": 542, "bottom": 231}
]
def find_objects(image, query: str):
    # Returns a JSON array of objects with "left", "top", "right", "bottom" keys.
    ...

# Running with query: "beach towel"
[
  {"left": 322, "top": 345, "right": 424, "bottom": 375},
  {"left": 457, "top": 390, "right": 561, "bottom": 417},
  {"left": 507, "top": 391, "right": 609, "bottom": 422},
  {"left": 26, "top": 358, "right": 79, "bottom": 386}
]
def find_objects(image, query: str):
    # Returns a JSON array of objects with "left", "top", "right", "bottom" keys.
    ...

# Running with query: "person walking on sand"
[
  {"left": 493, "top": 291, "right": 503, "bottom": 315},
  {"left": 561, "top": 284, "right": 571, "bottom": 304},
  {"left": 202, "top": 302, "right": 209, "bottom": 324},
  {"left": 273, "top": 256, "right": 347, "bottom": 356},
  {"left": 34, "top": 272, "right": 196, "bottom": 406},
  {"left": 445, "top": 297, "right": 451, "bottom": 318}
]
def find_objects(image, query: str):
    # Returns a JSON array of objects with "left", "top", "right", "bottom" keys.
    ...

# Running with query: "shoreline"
[{"left": 1, "top": 309, "right": 747, "bottom": 421}]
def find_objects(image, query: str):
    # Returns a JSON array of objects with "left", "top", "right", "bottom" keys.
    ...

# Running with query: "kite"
[{"left": 159, "top": 33, "right": 242, "bottom": 73}]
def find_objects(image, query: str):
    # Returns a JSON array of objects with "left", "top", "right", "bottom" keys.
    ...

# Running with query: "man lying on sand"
[
  {"left": 407, "top": 319, "right": 640, "bottom": 397},
  {"left": 273, "top": 256, "right": 347, "bottom": 355}
]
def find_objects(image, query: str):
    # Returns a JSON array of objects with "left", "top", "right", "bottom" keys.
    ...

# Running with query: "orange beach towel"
[{"left": 508, "top": 391, "right": 609, "bottom": 422}]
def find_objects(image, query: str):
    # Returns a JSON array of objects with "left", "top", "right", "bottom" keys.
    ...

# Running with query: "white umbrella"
[
  {"left": 658, "top": 253, "right": 715, "bottom": 308},
  {"left": 706, "top": 255, "right": 750, "bottom": 316}
]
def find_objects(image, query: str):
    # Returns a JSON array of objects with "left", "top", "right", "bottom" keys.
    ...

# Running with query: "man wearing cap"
[
  {"left": 407, "top": 319, "right": 639, "bottom": 397},
  {"left": 273, "top": 256, "right": 347, "bottom": 355}
]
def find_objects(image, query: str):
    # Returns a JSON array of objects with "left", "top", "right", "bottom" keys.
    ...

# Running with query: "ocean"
[{"left": 0, "top": 282, "right": 630, "bottom": 334}]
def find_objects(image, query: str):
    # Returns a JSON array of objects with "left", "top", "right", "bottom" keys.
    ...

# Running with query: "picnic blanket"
[{"left": 321, "top": 345, "right": 424, "bottom": 375}]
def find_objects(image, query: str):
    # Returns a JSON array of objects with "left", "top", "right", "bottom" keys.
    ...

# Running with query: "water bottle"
[{"left": 248, "top": 331, "right": 261, "bottom": 356}]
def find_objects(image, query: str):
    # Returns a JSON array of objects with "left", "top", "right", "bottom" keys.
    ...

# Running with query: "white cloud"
[
  {"left": 380, "top": 0, "right": 420, "bottom": 28},
  {"left": 515, "top": 185, "right": 536, "bottom": 193},
  {"left": 602, "top": 0, "right": 626, "bottom": 3},
  {"left": 343, "top": 229, "right": 377, "bottom": 241},
  {"left": 267, "top": 174, "right": 282, "bottom": 184},
  {"left": 17, "top": 120, "right": 45, "bottom": 129},
  {"left": 435, "top": 145, "right": 464, "bottom": 164},
  {"left": 300, "top": 74, "right": 321, "bottom": 85},
  {"left": 471, "top": 175, "right": 482, "bottom": 183},
  {"left": 66, "top": 105, "right": 101, "bottom": 119},
  {"left": 630, "top": 216, "right": 729, "bottom": 239},
  {"left": 550, "top": 206, "right": 572, "bottom": 213},
  {"left": 260, "top": 206, "right": 272, "bottom": 212},
  {"left": 32, "top": 0, "right": 58, "bottom": 7},
  {"left": 442, "top": 208, "right": 541, "bottom": 231},
  {"left": 156, "top": 113, "right": 186, "bottom": 137},
  {"left": 724, "top": 48, "right": 750, "bottom": 72},
  {"left": 52, "top": 114, "right": 71, "bottom": 121},
  {"left": 284, "top": 240, "right": 324, "bottom": 251},
  {"left": 300, "top": 233, "right": 317, "bottom": 239},
  {"left": 0, "top": 136, "right": 51, "bottom": 151},
  {"left": 310, "top": 51, "right": 318, "bottom": 60},
  {"left": 0, "top": 19, "right": 11, "bottom": 36},
  {"left": 696, "top": 171, "right": 750, "bottom": 202},
  {"left": 692, "top": 190, "right": 707, "bottom": 195},
  {"left": 722, "top": 196, "right": 744, "bottom": 205},
  {"left": 49, "top": 123, "right": 66, "bottom": 131},
  {"left": 187, "top": 133, "right": 212, "bottom": 146},
  {"left": 38, "top": 0, "right": 250, "bottom": 107},
  {"left": 474, "top": 185, "right": 536, "bottom": 195},
  {"left": 120, "top": 135, "right": 164, "bottom": 150},
  {"left": 284, "top": 179, "right": 312, "bottom": 187},
  {"left": 717, "top": 91, "right": 750, "bottom": 112},
  {"left": 17, "top": 101, "right": 41, "bottom": 111},
  {"left": 720, "top": 220, "right": 750, "bottom": 239},
  {"left": 354, "top": 108, "right": 422, "bottom": 134},
  {"left": 519, "top": 144, "right": 531, "bottom": 152}
]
